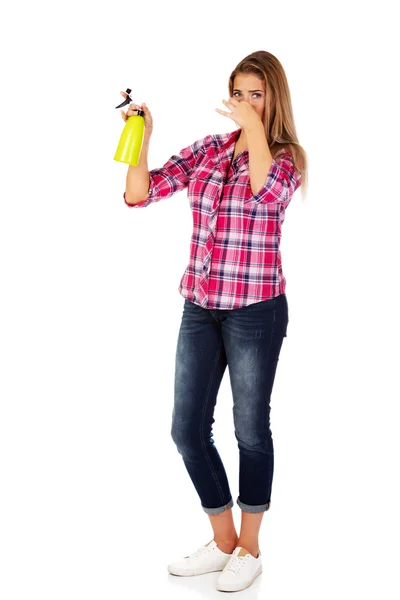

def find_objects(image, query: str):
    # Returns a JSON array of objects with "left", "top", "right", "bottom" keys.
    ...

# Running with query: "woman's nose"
[{"left": 238, "top": 97, "right": 255, "bottom": 105}]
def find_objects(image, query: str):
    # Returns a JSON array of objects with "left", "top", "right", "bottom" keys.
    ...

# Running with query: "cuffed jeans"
[{"left": 171, "top": 293, "right": 288, "bottom": 515}]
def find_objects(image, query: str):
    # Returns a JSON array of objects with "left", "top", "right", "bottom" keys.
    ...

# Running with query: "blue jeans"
[{"left": 171, "top": 293, "right": 289, "bottom": 515}]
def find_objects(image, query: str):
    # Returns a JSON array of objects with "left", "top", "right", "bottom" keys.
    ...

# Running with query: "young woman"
[{"left": 122, "top": 50, "right": 308, "bottom": 593}]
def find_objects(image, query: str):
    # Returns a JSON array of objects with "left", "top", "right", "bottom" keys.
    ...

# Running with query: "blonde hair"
[{"left": 229, "top": 50, "right": 308, "bottom": 201}]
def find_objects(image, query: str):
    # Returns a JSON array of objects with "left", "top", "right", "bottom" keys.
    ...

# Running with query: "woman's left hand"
[{"left": 215, "top": 97, "right": 261, "bottom": 130}]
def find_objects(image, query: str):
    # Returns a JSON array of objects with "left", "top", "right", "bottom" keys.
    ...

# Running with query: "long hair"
[{"left": 229, "top": 50, "right": 308, "bottom": 201}]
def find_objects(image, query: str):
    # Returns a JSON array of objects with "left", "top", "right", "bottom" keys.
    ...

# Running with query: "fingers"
[
  {"left": 127, "top": 103, "right": 142, "bottom": 116},
  {"left": 121, "top": 102, "right": 141, "bottom": 122},
  {"left": 119, "top": 91, "right": 148, "bottom": 111},
  {"left": 118, "top": 92, "right": 152, "bottom": 129}
]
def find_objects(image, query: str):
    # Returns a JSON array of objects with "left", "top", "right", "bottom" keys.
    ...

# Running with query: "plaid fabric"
[{"left": 124, "top": 128, "right": 301, "bottom": 309}]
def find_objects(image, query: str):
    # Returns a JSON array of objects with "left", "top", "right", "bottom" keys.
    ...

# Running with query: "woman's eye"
[{"left": 233, "top": 92, "right": 261, "bottom": 99}]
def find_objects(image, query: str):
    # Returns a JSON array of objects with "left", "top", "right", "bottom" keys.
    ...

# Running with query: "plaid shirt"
[{"left": 124, "top": 128, "right": 302, "bottom": 310}]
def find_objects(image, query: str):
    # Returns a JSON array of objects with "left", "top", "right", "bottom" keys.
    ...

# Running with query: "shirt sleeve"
[
  {"left": 244, "top": 152, "right": 302, "bottom": 209},
  {"left": 124, "top": 135, "right": 209, "bottom": 208}
]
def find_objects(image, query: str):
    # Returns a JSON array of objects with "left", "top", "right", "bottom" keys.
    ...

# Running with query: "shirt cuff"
[
  {"left": 244, "top": 157, "right": 301, "bottom": 206},
  {"left": 123, "top": 173, "right": 155, "bottom": 208}
]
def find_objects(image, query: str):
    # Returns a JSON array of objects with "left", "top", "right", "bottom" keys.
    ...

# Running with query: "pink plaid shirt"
[{"left": 124, "top": 128, "right": 302, "bottom": 310}]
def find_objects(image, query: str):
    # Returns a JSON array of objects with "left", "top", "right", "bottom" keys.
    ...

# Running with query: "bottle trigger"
[{"left": 115, "top": 87, "right": 132, "bottom": 109}]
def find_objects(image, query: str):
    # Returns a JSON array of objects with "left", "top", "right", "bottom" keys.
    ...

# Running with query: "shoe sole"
[
  {"left": 216, "top": 564, "right": 263, "bottom": 591},
  {"left": 168, "top": 565, "right": 226, "bottom": 577},
  {"left": 167, "top": 561, "right": 233, "bottom": 577}
]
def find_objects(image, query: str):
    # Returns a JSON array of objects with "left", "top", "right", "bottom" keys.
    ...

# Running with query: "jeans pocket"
[{"left": 239, "top": 296, "right": 276, "bottom": 312}]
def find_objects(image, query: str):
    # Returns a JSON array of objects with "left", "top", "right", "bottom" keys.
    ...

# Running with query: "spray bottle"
[{"left": 114, "top": 88, "right": 145, "bottom": 166}]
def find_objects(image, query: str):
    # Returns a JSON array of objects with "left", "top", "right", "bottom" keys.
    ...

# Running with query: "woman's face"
[{"left": 232, "top": 73, "right": 267, "bottom": 122}]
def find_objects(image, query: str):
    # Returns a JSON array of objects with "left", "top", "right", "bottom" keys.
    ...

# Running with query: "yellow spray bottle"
[{"left": 114, "top": 88, "right": 145, "bottom": 166}]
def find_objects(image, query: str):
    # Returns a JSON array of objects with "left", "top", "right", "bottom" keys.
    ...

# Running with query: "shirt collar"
[
  {"left": 205, "top": 128, "right": 247, "bottom": 170},
  {"left": 204, "top": 128, "right": 287, "bottom": 174},
  {"left": 221, "top": 129, "right": 249, "bottom": 172}
]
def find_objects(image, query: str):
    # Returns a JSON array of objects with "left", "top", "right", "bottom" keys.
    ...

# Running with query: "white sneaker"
[
  {"left": 216, "top": 546, "right": 262, "bottom": 592},
  {"left": 167, "top": 539, "right": 233, "bottom": 577}
]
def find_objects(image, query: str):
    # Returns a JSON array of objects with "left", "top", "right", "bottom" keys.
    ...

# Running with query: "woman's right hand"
[{"left": 119, "top": 91, "right": 153, "bottom": 135}]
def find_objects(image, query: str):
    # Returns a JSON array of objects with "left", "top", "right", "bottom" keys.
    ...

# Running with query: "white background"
[{"left": 1, "top": 1, "right": 399, "bottom": 598}]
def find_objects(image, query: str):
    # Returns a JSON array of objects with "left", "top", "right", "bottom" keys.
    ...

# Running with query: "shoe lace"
[
  {"left": 185, "top": 544, "right": 210, "bottom": 559},
  {"left": 224, "top": 554, "right": 248, "bottom": 574}
]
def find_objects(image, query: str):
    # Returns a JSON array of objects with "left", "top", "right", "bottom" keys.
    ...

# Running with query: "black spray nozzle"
[
  {"left": 115, "top": 88, "right": 132, "bottom": 108},
  {"left": 115, "top": 88, "right": 145, "bottom": 117}
]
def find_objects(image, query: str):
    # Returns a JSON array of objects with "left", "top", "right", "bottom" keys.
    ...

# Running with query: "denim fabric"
[{"left": 171, "top": 293, "right": 288, "bottom": 514}]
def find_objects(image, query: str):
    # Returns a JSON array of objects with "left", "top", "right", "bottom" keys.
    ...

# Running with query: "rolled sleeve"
[
  {"left": 124, "top": 172, "right": 156, "bottom": 208},
  {"left": 124, "top": 135, "right": 208, "bottom": 208},
  {"left": 245, "top": 153, "right": 302, "bottom": 209}
]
